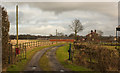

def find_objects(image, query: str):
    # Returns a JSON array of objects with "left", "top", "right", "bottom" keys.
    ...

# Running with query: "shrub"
[{"left": 73, "top": 43, "right": 119, "bottom": 72}]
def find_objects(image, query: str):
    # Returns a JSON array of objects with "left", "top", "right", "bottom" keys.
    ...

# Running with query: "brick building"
[{"left": 85, "top": 30, "right": 100, "bottom": 42}]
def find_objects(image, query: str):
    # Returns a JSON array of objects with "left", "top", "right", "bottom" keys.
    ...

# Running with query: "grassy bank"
[
  {"left": 7, "top": 43, "right": 64, "bottom": 72},
  {"left": 56, "top": 43, "right": 91, "bottom": 71}
]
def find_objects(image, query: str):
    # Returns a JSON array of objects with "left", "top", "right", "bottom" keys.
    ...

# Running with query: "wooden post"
[
  {"left": 38, "top": 41, "right": 39, "bottom": 46},
  {"left": 29, "top": 42, "right": 30, "bottom": 47},
  {"left": 23, "top": 43, "right": 25, "bottom": 59},
  {"left": 25, "top": 43, "right": 27, "bottom": 48},
  {"left": 15, "top": 44, "right": 18, "bottom": 62},
  {"left": 39, "top": 41, "right": 40, "bottom": 46},
  {"left": 27, "top": 42, "right": 29, "bottom": 47},
  {"left": 36, "top": 41, "right": 37, "bottom": 47},
  {"left": 33, "top": 41, "right": 35, "bottom": 47},
  {"left": 28, "top": 42, "right": 29, "bottom": 47},
  {"left": 38, "top": 41, "right": 39, "bottom": 47},
  {"left": 25, "top": 45, "right": 26, "bottom": 59},
  {"left": 26, "top": 42, "right": 28, "bottom": 47},
  {"left": 11, "top": 44, "right": 13, "bottom": 64},
  {"left": 31, "top": 41, "right": 32, "bottom": 47},
  {"left": 16, "top": 5, "right": 19, "bottom": 48},
  {"left": 37, "top": 41, "right": 38, "bottom": 47},
  {"left": 19, "top": 44, "right": 22, "bottom": 61},
  {"left": 40, "top": 41, "right": 41, "bottom": 46},
  {"left": 35, "top": 41, "right": 36, "bottom": 47}
]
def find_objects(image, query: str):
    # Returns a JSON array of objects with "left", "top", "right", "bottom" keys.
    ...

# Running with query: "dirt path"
[
  {"left": 24, "top": 45, "right": 68, "bottom": 72},
  {"left": 47, "top": 45, "right": 69, "bottom": 71},
  {"left": 24, "top": 47, "right": 53, "bottom": 71}
]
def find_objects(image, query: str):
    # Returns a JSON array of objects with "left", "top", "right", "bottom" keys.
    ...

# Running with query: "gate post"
[{"left": 68, "top": 43, "right": 71, "bottom": 60}]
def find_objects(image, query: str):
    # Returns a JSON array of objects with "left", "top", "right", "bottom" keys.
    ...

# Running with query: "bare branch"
[{"left": 69, "top": 19, "right": 83, "bottom": 40}]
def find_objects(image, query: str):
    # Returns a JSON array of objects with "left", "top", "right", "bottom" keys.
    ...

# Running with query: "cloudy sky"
[{"left": 1, "top": 2, "right": 118, "bottom": 36}]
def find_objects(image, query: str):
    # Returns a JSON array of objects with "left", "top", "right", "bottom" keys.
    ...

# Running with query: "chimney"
[
  {"left": 91, "top": 30, "right": 93, "bottom": 33},
  {"left": 95, "top": 30, "right": 96, "bottom": 33}
]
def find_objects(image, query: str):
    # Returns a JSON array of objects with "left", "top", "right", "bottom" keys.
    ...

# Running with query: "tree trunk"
[{"left": 75, "top": 31, "right": 77, "bottom": 41}]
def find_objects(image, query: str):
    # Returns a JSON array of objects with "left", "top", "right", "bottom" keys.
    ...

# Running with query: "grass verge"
[
  {"left": 56, "top": 43, "right": 91, "bottom": 71},
  {"left": 7, "top": 43, "right": 64, "bottom": 72}
]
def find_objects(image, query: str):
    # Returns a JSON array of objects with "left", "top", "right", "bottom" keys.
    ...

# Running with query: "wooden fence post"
[
  {"left": 19, "top": 43, "right": 22, "bottom": 61},
  {"left": 25, "top": 45, "right": 26, "bottom": 59},
  {"left": 38, "top": 41, "right": 39, "bottom": 46},
  {"left": 15, "top": 44, "right": 17, "bottom": 63},
  {"left": 38, "top": 41, "right": 39, "bottom": 47},
  {"left": 23, "top": 43, "right": 25, "bottom": 59},
  {"left": 39, "top": 41, "right": 40, "bottom": 46},
  {"left": 36, "top": 41, "right": 37, "bottom": 47},
  {"left": 13, "top": 45, "right": 15, "bottom": 64},
  {"left": 26, "top": 42, "right": 28, "bottom": 47},
  {"left": 33, "top": 41, "right": 34, "bottom": 47},
  {"left": 29, "top": 42, "right": 30, "bottom": 47},
  {"left": 10, "top": 44, "right": 13, "bottom": 64},
  {"left": 40, "top": 41, "right": 41, "bottom": 46},
  {"left": 28, "top": 42, "right": 29, "bottom": 47},
  {"left": 30, "top": 42, "right": 32, "bottom": 47},
  {"left": 24, "top": 43, "right": 26, "bottom": 48},
  {"left": 26, "top": 42, "right": 28, "bottom": 48},
  {"left": 31, "top": 41, "right": 33, "bottom": 47},
  {"left": 38, "top": 41, "right": 40, "bottom": 47},
  {"left": 27, "top": 42, "right": 29, "bottom": 47}
]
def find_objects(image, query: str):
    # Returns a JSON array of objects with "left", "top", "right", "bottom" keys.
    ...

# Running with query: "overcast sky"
[{"left": 1, "top": 2, "right": 118, "bottom": 36}]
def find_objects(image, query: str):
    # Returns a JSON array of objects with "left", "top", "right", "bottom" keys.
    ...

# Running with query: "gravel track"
[
  {"left": 24, "top": 45, "right": 68, "bottom": 72},
  {"left": 47, "top": 45, "right": 70, "bottom": 71},
  {"left": 24, "top": 47, "right": 53, "bottom": 71}
]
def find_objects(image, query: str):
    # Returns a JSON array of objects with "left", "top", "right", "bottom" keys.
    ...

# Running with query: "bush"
[{"left": 73, "top": 43, "right": 119, "bottom": 72}]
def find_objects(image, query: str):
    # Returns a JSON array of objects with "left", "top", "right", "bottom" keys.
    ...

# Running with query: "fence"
[{"left": 8, "top": 40, "right": 57, "bottom": 64}]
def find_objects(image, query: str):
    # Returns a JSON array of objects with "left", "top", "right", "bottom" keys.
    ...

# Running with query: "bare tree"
[
  {"left": 57, "top": 32, "right": 64, "bottom": 37},
  {"left": 69, "top": 19, "right": 83, "bottom": 40}
]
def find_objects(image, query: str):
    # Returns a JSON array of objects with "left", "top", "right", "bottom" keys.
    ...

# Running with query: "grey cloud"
[
  {"left": 1, "top": 2, "right": 118, "bottom": 36},
  {"left": 26, "top": 2, "right": 117, "bottom": 17},
  {"left": 2, "top": 2, "right": 117, "bottom": 16}
]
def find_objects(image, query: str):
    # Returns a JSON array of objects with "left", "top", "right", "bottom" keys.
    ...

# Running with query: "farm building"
[{"left": 85, "top": 30, "right": 100, "bottom": 42}]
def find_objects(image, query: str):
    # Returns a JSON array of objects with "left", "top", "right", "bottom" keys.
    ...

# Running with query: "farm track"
[
  {"left": 24, "top": 47, "right": 54, "bottom": 71},
  {"left": 47, "top": 45, "right": 70, "bottom": 71},
  {"left": 24, "top": 45, "right": 66, "bottom": 72}
]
